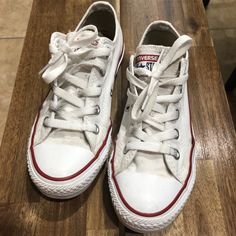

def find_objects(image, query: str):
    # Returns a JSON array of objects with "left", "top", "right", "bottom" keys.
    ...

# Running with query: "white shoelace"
[
  {"left": 125, "top": 35, "right": 192, "bottom": 159},
  {"left": 40, "top": 25, "right": 111, "bottom": 133}
]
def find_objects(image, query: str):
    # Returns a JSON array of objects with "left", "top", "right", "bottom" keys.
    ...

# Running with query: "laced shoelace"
[
  {"left": 125, "top": 35, "right": 192, "bottom": 159},
  {"left": 40, "top": 25, "right": 111, "bottom": 133}
]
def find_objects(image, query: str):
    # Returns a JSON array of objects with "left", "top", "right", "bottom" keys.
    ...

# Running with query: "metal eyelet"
[
  {"left": 110, "top": 89, "right": 113, "bottom": 97},
  {"left": 95, "top": 105, "right": 100, "bottom": 114},
  {"left": 174, "top": 128, "right": 179, "bottom": 139},
  {"left": 43, "top": 116, "right": 50, "bottom": 127},
  {"left": 125, "top": 105, "right": 130, "bottom": 112},
  {"left": 176, "top": 109, "right": 180, "bottom": 119},
  {"left": 94, "top": 124, "right": 100, "bottom": 134},
  {"left": 173, "top": 148, "right": 180, "bottom": 160},
  {"left": 123, "top": 147, "right": 128, "bottom": 154}
]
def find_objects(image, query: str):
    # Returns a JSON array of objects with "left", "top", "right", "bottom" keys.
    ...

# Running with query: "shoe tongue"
[
  {"left": 134, "top": 44, "right": 180, "bottom": 78},
  {"left": 134, "top": 45, "right": 169, "bottom": 71}
]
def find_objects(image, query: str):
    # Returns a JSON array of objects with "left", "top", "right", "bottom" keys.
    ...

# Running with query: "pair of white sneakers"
[{"left": 27, "top": 1, "right": 195, "bottom": 232}]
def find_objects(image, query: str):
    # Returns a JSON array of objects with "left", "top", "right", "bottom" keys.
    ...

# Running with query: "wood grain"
[{"left": 0, "top": 0, "right": 235, "bottom": 235}]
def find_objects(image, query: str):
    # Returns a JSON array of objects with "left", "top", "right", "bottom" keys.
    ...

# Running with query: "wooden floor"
[{"left": 0, "top": 0, "right": 235, "bottom": 235}]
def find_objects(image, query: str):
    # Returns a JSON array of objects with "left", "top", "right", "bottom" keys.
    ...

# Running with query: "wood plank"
[
  {"left": 0, "top": 0, "right": 235, "bottom": 235},
  {"left": 188, "top": 46, "right": 236, "bottom": 161},
  {"left": 189, "top": 47, "right": 236, "bottom": 236},
  {"left": 120, "top": 0, "right": 236, "bottom": 235},
  {"left": 120, "top": 0, "right": 212, "bottom": 48},
  {"left": 182, "top": 160, "right": 227, "bottom": 236}
]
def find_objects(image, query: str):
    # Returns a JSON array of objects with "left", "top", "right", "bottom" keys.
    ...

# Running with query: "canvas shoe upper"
[
  {"left": 108, "top": 21, "right": 195, "bottom": 232},
  {"left": 27, "top": 1, "right": 123, "bottom": 199}
]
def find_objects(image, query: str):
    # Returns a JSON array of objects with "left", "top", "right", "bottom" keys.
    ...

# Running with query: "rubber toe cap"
[
  {"left": 116, "top": 169, "right": 182, "bottom": 214},
  {"left": 33, "top": 140, "right": 93, "bottom": 179}
]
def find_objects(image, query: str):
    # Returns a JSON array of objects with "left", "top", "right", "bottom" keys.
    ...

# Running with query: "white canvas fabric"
[
  {"left": 108, "top": 21, "right": 195, "bottom": 232},
  {"left": 27, "top": 1, "right": 123, "bottom": 199}
]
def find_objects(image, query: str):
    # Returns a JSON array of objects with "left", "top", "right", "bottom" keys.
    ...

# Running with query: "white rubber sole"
[
  {"left": 27, "top": 128, "right": 112, "bottom": 199},
  {"left": 108, "top": 148, "right": 196, "bottom": 233}
]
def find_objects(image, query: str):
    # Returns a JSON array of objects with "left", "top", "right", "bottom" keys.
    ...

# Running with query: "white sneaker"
[
  {"left": 108, "top": 21, "right": 195, "bottom": 232},
  {"left": 27, "top": 1, "right": 123, "bottom": 199}
]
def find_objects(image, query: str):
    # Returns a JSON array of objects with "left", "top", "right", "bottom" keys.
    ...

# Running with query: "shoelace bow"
[
  {"left": 125, "top": 35, "right": 192, "bottom": 159},
  {"left": 40, "top": 25, "right": 111, "bottom": 133}
]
